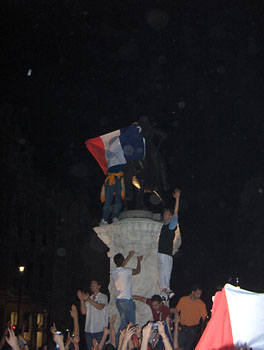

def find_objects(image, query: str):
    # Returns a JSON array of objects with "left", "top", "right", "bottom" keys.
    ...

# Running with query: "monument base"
[{"left": 93, "top": 210, "right": 163, "bottom": 326}]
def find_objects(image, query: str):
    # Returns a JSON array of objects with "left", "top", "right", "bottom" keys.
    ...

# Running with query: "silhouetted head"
[
  {"left": 191, "top": 284, "right": 202, "bottom": 300},
  {"left": 163, "top": 209, "right": 172, "bottom": 222},
  {"left": 114, "top": 253, "right": 125, "bottom": 267}
]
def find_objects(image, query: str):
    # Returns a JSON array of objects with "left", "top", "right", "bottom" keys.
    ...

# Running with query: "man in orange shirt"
[{"left": 175, "top": 284, "right": 207, "bottom": 350}]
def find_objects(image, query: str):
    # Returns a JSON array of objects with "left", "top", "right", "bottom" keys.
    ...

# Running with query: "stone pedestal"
[{"left": 93, "top": 211, "right": 163, "bottom": 326}]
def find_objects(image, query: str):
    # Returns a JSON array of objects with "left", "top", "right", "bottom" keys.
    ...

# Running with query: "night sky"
[{"left": 4, "top": 0, "right": 264, "bottom": 300}]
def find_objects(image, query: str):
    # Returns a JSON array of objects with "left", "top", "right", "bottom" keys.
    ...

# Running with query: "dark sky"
[{"left": 4, "top": 0, "right": 264, "bottom": 297}]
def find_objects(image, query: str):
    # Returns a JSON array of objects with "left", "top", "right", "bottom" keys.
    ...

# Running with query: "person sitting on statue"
[
  {"left": 111, "top": 251, "right": 143, "bottom": 335},
  {"left": 158, "top": 189, "right": 181, "bottom": 297},
  {"left": 100, "top": 164, "right": 125, "bottom": 226}
]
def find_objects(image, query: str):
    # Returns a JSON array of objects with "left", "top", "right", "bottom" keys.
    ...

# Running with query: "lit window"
[
  {"left": 11, "top": 312, "right": 18, "bottom": 326},
  {"left": 37, "top": 314, "right": 43, "bottom": 328}
]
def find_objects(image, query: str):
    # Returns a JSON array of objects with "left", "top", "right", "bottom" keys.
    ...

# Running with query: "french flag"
[
  {"left": 196, "top": 283, "right": 264, "bottom": 350},
  {"left": 85, "top": 124, "right": 145, "bottom": 175}
]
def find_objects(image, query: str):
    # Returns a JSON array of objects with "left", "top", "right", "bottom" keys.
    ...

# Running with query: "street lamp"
[
  {"left": 18, "top": 266, "right": 25, "bottom": 274},
  {"left": 17, "top": 265, "right": 26, "bottom": 327}
]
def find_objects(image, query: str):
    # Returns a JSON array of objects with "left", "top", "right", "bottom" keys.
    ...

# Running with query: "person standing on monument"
[
  {"left": 99, "top": 164, "right": 125, "bottom": 226},
  {"left": 111, "top": 251, "right": 143, "bottom": 333},
  {"left": 158, "top": 188, "right": 181, "bottom": 297}
]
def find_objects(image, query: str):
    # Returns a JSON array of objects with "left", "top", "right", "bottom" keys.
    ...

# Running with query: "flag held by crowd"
[
  {"left": 196, "top": 283, "right": 264, "bottom": 350},
  {"left": 85, "top": 124, "right": 145, "bottom": 175}
]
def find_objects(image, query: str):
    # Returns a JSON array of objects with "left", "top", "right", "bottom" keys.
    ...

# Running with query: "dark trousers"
[
  {"left": 178, "top": 324, "right": 199, "bottom": 350},
  {"left": 103, "top": 178, "right": 122, "bottom": 221},
  {"left": 85, "top": 331, "right": 103, "bottom": 350}
]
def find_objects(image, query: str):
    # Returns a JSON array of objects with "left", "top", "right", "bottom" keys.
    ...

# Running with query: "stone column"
[{"left": 93, "top": 210, "right": 163, "bottom": 326}]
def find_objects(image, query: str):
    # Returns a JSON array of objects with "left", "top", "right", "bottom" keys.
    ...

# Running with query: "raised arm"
[
  {"left": 70, "top": 304, "right": 80, "bottom": 337},
  {"left": 53, "top": 333, "right": 65, "bottom": 350},
  {"left": 157, "top": 322, "right": 173, "bottom": 350},
  {"left": 122, "top": 251, "right": 135, "bottom": 267},
  {"left": 173, "top": 311, "right": 180, "bottom": 350},
  {"left": 165, "top": 316, "right": 172, "bottom": 340},
  {"left": 172, "top": 189, "right": 181, "bottom": 218},
  {"left": 73, "top": 336, "right": 80, "bottom": 350},
  {"left": 50, "top": 325, "right": 65, "bottom": 350},
  {"left": 140, "top": 322, "right": 153, "bottom": 350},
  {"left": 5, "top": 328, "right": 19, "bottom": 350},
  {"left": 109, "top": 315, "right": 117, "bottom": 348},
  {"left": 120, "top": 325, "right": 136, "bottom": 350},
  {"left": 0, "top": 322, "right": 10, "bottom": 350},
  {"left": 77, "top": 290, "right": 88, "bottom": 315},
  {"left": 118, "top": 329, "right": 125, "bottom": 350},
  {"left": 98, "top": 328, "right": 110, "bottom": 350},
  {"left": 132, "top": 256, "right": 143, "bottom": 276}
]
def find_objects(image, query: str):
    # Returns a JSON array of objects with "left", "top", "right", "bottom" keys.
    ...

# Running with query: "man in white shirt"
[
  {"left": 111, "top": 251, "right": 143, "bottom": 333},
  {"left": 77, "top": 280, "right": 108, "bottom": 350}
]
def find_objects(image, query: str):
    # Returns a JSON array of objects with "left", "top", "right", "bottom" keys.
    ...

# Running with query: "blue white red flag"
[
  {"left": 196, "top": 283, "right": 264, "bottom": 350},
  {"left": 85, "top": 124, "right": 145, "bottom": 175}
]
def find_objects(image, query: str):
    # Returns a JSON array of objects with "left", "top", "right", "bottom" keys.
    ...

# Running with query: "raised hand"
[
  {"left": 82, "top": 292, "right": 89, "bottom": 300},
  {"left": 137, "top": 256, "right": 143, "bottom": 262},
  {"left": 50, "top": 323, "right": 57, "bottom": 334},
  {"left": 73, "top": 335, "right": 80, "bottom": 349},
  {"left": 77, "top": 290, "right": 89, "bottom": 301},
  {"left": 173, "top": 189, "right": 181, "bottom": 200},
  {"left": 119, "top": 328, "right": 126, "bottom": 343},
  {"left": 109, "top": 314, "right": 118, "bottom": 325},
  {"left": 6, "top": 328, "right": 19, "bottom": 350},
  {"left": 52, "top": 332, "right": 64, "bottom": 349},
  {"left": 136, "top": 324, "right": 142, "bottom": 338},
  {"left": 157, "top": 321, "right": 166, "bottom": 337},
  {"left": 123, "top": 324, "right": 136, "bottom": 341},
  {"left": 142, "top": 322, "right": 153, "bottom": 341},
  {"left": 73, "top": 336, "right": 80, "bottom": 345},
  {"left": 129, "top": 250, "right": 135, "bottom": 257},
  {"left": 70, "top": 304, "right": 78, "bottom": 318},
  {"left": 76, "top": 290, "right": 83, "bottom": 300},
  {"left": 91, "top": 338, "right": 99, "bottom": 350}
]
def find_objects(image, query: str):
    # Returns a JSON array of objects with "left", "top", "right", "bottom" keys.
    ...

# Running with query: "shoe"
[
  {"left": 99, "top": 219, "right": 108, "bottom": 226},
  {"left": 112, "top": 217, "right": 119, "bottom": 223},
  {"left": 168, "top": 292, "right": 175, "bottom": 299}
]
